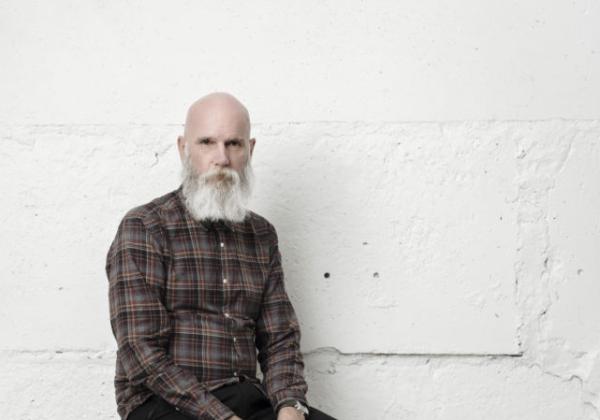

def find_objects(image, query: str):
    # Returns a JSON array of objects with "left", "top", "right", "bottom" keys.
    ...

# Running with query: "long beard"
[{"left": 180, "top": 156, "right": 254, "bottom": 222}]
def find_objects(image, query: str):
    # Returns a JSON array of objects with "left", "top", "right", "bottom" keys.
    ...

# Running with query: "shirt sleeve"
[
  {"left": 106, "top": 215, "right": 235, "bottom": 420},
  {"left": 254, "top": 225, "right": 309, "bottom": 411}
]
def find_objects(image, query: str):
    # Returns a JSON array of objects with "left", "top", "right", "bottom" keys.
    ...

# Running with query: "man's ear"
[
  {"left": 249, "top": 137, "right": 256, "bottom": 157},
  {"left": 177, "top": 135, "right": 186, "bottom": 161}
]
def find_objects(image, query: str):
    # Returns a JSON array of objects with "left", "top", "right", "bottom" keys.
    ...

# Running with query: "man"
[{"left": 106, "top": 92, "right": 336, "bottom": 420}]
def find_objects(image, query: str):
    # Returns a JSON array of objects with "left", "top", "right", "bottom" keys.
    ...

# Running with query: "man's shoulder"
[
  {"left": 107, "top": 188, "right": 182, "bottom": 259},
  {"left": 244, "top": 210, "right": 278, "bottom": 237},
  {"left": 120, "top": 187, "right": 183, "bottom": 228}
]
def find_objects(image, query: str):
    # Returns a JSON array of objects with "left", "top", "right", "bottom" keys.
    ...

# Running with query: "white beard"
[{"left": 180, "top": 155, "right": 254, "bottom": 223}]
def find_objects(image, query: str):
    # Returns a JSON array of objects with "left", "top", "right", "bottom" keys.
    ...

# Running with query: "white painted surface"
[
  {"left": 1, "top": 1, "right": 599, "bottom": 124},
  {"left": 1, "top": 1, "right": 599, "bottom": 419}
]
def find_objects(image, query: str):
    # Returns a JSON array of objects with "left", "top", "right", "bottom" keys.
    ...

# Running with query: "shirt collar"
[{"left": 175, "top": 184, "right": 245, "bottom": 232}]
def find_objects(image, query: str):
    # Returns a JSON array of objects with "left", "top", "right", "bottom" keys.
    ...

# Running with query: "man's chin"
[
  {"left": 208, "top": 181, "right": 235, "bottom": 192},
  {"left": 211, "top": 173, "right": 228, "bottom": 182}
]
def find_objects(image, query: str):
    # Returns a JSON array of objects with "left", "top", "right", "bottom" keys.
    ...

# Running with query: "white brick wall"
[{"left": 1, "top": 2, "right": 599, "bottom": 419}]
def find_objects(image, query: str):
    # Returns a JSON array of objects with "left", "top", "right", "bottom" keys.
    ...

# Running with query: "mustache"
[
  {"left": 203, "top": 167, "right": 236, "bottom": 177},
  {"left": 198, "top": 167, "right": 238, "bottom": 187}
]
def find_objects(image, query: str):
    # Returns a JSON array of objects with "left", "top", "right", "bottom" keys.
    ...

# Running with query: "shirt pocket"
[{"left": 234, "top": 260, "right": 269, "bottom": 319}]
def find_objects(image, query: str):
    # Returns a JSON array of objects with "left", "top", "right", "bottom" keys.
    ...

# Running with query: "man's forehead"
[
  {"left": 189, "top": 125, "right": 250, "bottom": 140},
  {"left": 185, "top": 100, "right": 251, "bottom": 139}
]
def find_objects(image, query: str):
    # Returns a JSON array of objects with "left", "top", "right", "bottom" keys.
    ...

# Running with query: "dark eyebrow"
[{"left": 195, "top": 137, "right": 244, "bottom": 143}]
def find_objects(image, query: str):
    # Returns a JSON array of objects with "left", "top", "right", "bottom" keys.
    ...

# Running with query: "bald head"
[
  {"left": 183, "top": 92, "right": 251, "bottom": 140},
  {"left": 177, "top": 92, "right": 256, "bottom": 177}
]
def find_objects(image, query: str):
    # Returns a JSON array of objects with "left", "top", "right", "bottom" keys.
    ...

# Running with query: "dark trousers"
[{"left": 128, "top": 381, "right": 337, "bottom": 420}]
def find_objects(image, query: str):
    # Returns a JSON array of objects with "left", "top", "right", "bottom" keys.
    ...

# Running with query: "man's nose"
[{"left": 213, "top": 143, "right": 230, "bottom": 166}]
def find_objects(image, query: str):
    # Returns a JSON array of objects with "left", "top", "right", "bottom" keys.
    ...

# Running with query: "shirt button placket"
[
  {"left": 218, "top": 231, "right": 237, "bottom": 378},
  {"left": 218, "top": 234, "right": 227, "bottom": 294}
]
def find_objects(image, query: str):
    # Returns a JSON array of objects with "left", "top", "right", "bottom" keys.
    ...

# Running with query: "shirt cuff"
[{"left": 272, "top": 391, "right": 308, "bottom": 413}]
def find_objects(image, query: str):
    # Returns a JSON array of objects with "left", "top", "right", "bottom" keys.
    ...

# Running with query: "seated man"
[{"left": 106, "top": 92, "right": 336, "bottom": 420}]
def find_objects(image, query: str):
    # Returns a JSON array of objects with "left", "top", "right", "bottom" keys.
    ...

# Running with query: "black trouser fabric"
[{"left": 127, "top": 381, "right": 337, "bottom": 420}]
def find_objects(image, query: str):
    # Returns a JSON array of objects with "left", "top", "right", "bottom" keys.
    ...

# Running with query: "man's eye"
[
  {"left": 227, "top": 140, "right": 242, "bottom": 147},
  {"left": 197, "top": 139, "right": 212, "bottom": 145}
]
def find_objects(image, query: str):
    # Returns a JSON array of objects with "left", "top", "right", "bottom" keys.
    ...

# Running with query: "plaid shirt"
[{"left": 106, "top": 186, "right": 308, "bottom": 420}]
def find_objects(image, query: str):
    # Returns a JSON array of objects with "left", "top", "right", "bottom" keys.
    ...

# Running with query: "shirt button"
[
  {"left": 224, "top": 312, "right": 230, "bottom": 318},
  {"left": 233, "top": 336, "right": 237, "bottom": 343},
  {"left": 233, "top": 371, "right": 238, "bottom": 376},
  {"left": 220, "top": 242, "right": 225, "bottom": 248},
  {"left": 175, "top": 407, "right": 180, "bottom": 412},
  {"left": 223, "top": 278, "right": 228, "bottom": 284}
]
